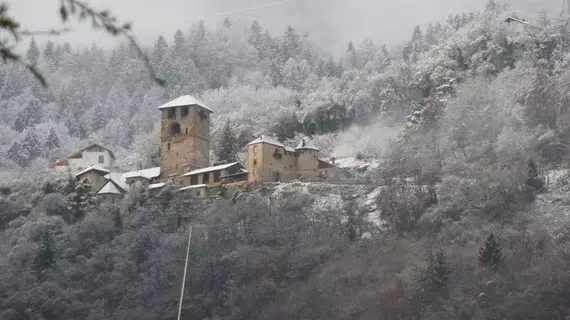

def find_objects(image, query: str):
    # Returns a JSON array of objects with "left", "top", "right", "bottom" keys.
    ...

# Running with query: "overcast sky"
[{"left": 6, "top": 0, "right": 564, "bottom": 54}]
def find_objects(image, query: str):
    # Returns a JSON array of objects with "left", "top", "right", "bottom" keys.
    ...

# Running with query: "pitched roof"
[
  {"left": 157, "top": 95, "right": 214, "bottom": 113},
  {"left": 122, "top": 167, "right": 161, "bottom": 180},
  {"left": 75, "top": 165, "right": 110, "bottom": 178},
  {"left": 104, "top": 172, "right": 128, "bottom": 190},
  {"left": 295, "top": 139, "right": 319, "bottom": 151},
  {"left": 179, "top": 184, "right": 207, "bottom": 191},
  {"left": 69, "top": 143, "right": 116, "bottom": 159},
  {"left": 149, "top": 182, "right": 166, "bottom": 190},
  {"left": 219, "top": 169, "right": 249, "bottom": 179},
  {"left": 181, "top": 162, "right": 243, "bottom": 177},
  {"left": 247, "top": 135, "right": 285, "bottom": 148},
  {"left": 504, "top": 16, "right": 539, "bottom": 28},
  {"left": 318, "top": 159, "right": 335, "bottom": 169},
  {"left": 96, "top": 179, "right": 126, "bottom": 195}
]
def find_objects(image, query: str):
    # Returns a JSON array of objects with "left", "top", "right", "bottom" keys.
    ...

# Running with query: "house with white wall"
[{"left": 50, "top": 143, "right": 116, "bottom": 174}]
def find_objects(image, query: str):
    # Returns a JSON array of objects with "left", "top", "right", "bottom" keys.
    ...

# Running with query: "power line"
[
  {"left": 168, "top": 0, "right": 296, "bottom": 23},
  {"left": 177, "top": 224, "right": 193, "bottom": 320}
]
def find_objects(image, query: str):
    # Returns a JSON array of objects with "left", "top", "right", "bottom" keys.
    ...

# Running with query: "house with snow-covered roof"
[
  {"left": 75, "top": 165, "right": 110, "bottom": 191},
  {"left": 67, "top": 143, "right": 116, "bottom": 173},
  {"left": 246, "top": 135, "right": 338, "bottom": 183}
]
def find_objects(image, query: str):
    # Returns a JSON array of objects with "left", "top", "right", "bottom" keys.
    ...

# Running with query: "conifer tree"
[
  {"left": 22, "top": 129, "right": 42, "bottom": 160},
  {"left": 152, "top": 35, "right": 168, "bottom": 66},
  {"left": 7, "top": 141, "right": 30, "bottom": 167},
  {"left": 479, "top": 233, "right": 502, "bottom": 271},
  {"left": 216, "top": 119, "right": 238, "bottom": 164},
  {"left": 413, "top": 251, "right": 451, "bottom": 297},
  {"left": 32, "top": 230, "right": 56, "bottom": 276},
  {"left": 45, "top": 128, "right": 61, "bottom": 150},
  {"left": 26, "top": 37, "right": 41, "bottom": 65},
  {"left": 13, "top": 100, "right": 43, "bottom": 132}
]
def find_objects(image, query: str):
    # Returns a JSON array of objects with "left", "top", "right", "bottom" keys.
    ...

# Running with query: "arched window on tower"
[
  {"left": 185, "top": 128, "right": 188, "bottom": 135},
  {"left": 171, "top": 122, "right": 181, "bottom": 136}
]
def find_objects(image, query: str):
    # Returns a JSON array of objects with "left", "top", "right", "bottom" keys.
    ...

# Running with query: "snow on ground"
[
  {"left": 327, "top": 156, "right": 381, "bottom": 172},
  {"left": 269, "top": 181, "right": 387, "bottom": 227},
  {"left": 533, "top": 169, "right": 570, "bottom": 239}
]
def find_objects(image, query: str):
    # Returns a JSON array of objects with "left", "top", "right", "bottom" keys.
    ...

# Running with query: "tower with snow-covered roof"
[
  {"left": 294, "top": 138, "right": 319, "bottom": 178},
  {"left": 158, "top": 95, "right": 214, "bottom": 180}
]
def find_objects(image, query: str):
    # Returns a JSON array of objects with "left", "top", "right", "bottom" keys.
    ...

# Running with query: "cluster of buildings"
[{"left": 50, "top": 95, "right": 339, "bottom": 200}]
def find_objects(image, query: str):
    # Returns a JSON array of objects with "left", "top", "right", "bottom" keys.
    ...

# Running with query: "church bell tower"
[{"left": 158, "top": 95, "right": 213, "bottom": 180}]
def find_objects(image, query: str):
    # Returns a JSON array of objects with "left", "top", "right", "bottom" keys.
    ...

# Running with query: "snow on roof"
[
  {"left": 75, "top": 165, "right": 110, "bottom": 178},
  {"left": 504, "top": 16, "right": 540, "bottom": 28},
  {"left": 69, "top": 143, "right": 116, "bottom": 159},
  {"left": 295, "top": 139, "right": 319, "bottom": 151},
  {"left": 122, "top": 167, "right": 161, "bottom": 180},
  {"left": 97, "top": 180, "right": 124, "bottom": 195},
  {"left": 104, "top": 172, "right": 128, "bottom": 190},
  {"left": 148, "top": 182, "right": 166, "bottom": 190},
  {"left": 284, "top": 146, "right": 295, "bottom": 152},
  {"left": 179, "top": 184, "right": 207, "bottom": 191},
  {"left": 157, "top": 95, "right": 214, "bottom": 113},
  {"left": 181, "top": 162, "right": 242, "bottom": 177},
  {"left": 220, "top": 169, "right": 249, "bottom": 179},
  {"left": 247, "top": 135, "right": 285, "bottom": 148}
]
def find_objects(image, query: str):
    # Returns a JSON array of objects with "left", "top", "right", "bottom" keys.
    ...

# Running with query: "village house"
[
  {"left": 57, "top": 94, "right": 339, "bottom": 201},
  {"left": 50, "top": 143, "right": 116, "bottom": 174},
  {"left": 96, "top": 178, "right": 128, "bottom": 203},
  {"left": 74, "top": 165, "right": 111, "bottom": 192}
]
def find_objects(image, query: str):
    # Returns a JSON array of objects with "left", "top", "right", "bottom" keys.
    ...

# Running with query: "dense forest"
[{"left": 5, "top": 0, "right": 570, "bottom": 319}]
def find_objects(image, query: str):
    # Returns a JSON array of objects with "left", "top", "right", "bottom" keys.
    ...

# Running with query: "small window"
[
  {"left": 167, "top": 143, "right": 171, "bottom": 151},
  {"left": 168, "top": 108, "right": 176, "bottom": 119},
  {"left": 182, "top": 106, "right": 189, "bottom": 117},
  {"left": 185, "top": 128, "right": 188, "bottom": 135},
  {"left": 253, "top": 159, "right": 257, "bottom": 166},
  {"left": 98, "top": 155, "right": 104, "bottom": 164}
]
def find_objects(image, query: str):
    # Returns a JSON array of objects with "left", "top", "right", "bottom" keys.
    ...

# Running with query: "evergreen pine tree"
[
  {"left": 479, "top": 233, "right": 502, "bottom": 271},
  {"left": 216, "top": 119, "right": 238, "bottom": 164},
  {"left": 13, "top": 100, "right": 43, "bottom": 132},
  {"left": 413, "top": 251, "right": 451, "bottom": 298},
  {"left": 326, "top": 56, "right": 337, "bottom": 77},
  {"left": 43, "top": 41, "right": 56, "bottom": 69},
  {"left": 152, "top": 35, "right": 168, "bottom": 66},
  {"left": 22, "top": 129, "right": 42, "bottom": 160},
  {"left": 45, "top": 128, "right": 61, "bottom": 150},
  {"left": 26, "top": 37, "right": 41, "bottom": 65},
  {"left": 32, "top": 230, "right": 56, "bottom": 276},
  {"left": 173, "top": 29, "right": 187, "bottom": 58},
  {"left": 282, "top": 26, "right": 301, "bottom": 61},
  {"left": 7, "top": 141, "right": 30, "bottom": 167}
]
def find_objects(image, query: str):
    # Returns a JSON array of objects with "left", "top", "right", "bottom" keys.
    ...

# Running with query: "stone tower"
[
  {"left": 158, "top": 95, "right": 214, "bottom": 180},
  {"left": 295, "top": 139, "right": 319, "bottom": 179}
]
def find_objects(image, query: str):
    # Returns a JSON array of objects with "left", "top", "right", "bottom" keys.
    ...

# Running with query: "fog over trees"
[{"left": 3, "top": 1, "right": 570, "bottom": 319}]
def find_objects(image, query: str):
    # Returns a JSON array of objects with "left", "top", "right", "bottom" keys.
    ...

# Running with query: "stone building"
[
  {"left": 74, "top": 165, "right": 110, "bottom": 191},
  {"left": 246, "top": 135, "right": 337, "bottom": 183},
  {"left": 158, "top": 95, "right": 214, "bottom": 181}
]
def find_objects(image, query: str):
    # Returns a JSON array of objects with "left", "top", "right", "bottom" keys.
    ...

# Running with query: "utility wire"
[
  {"left": 177, "top": 224, "right": 193, "bottom": 320},
  {"left": 169, "top": 0, "right": 296, "bottom": 23}
]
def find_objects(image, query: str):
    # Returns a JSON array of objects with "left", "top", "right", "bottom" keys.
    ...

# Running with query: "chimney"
[{"left": 331, "top": 157, "right": 336, "bottom": 165}]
